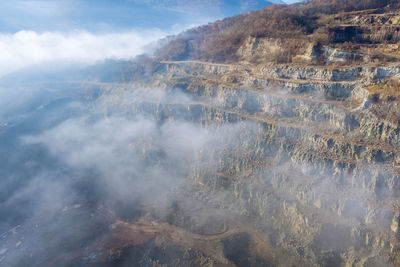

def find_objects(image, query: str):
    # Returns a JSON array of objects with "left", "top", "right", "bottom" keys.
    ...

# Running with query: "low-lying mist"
[
  {"left": 0, "top": 63, "right": 398, "bottom": 266},
  {"left": 0, "top": 82, "right": 258, "bottom": 265},
  {"left": 0, "top": 29, "right": 169, "bottom": 78}
]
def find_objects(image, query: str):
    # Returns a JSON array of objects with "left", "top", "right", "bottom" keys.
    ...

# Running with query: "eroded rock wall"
[{"left": 97, "top": 57, "right": 400, "bottom": 266}]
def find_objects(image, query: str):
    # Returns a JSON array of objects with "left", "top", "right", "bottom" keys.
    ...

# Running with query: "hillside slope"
[
  {"left": 4, "top": 0, "right": 400, "bottom": 266},
  {"left": 85, "top": 1, "right": 400, "bottom": 266},
  {"left": 156, "top": 0, "right": 400, "bottom": 63}
]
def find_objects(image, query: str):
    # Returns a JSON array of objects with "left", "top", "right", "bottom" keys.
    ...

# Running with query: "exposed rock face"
[
  {"left": 92, "top": 47, "right": 400, "bottom": 265},
  {"left": 75, "top": 4, "right": 400, "bottom": 267}
]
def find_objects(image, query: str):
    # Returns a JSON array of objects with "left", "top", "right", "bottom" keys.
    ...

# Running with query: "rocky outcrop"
[
  {"left": 79, "top": 5, "right": 400, "bottom": 265},
  {"left": 91, "top": 49, "right": 400, "bottom": 266}
]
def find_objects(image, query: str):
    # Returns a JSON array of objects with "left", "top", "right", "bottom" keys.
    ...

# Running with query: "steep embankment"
[{"left": 83, "top": 2, "right": 400, "bottom": 266}]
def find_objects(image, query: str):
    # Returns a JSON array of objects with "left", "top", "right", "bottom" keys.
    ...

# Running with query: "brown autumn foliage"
[{"left": 155, "top": 0, "right": 400, "bottom": 63}]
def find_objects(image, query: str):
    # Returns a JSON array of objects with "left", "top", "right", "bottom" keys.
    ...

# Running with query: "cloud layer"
[
  {"left": 0, "top": 85, "right": 256, "bottom": 265},
  {"left": 0, "top": 29, "right": 166, "bottom": 77}
]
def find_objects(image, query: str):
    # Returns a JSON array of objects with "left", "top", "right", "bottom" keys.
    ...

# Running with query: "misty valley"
[
  {"left": 0, "top": 57, "right": 398, "bottom": 266},
  {"left": 3, "top": 0, "right": 400, "bottom": 266},
  {"left": 0, "top": 76, "right": 284, "bottom": 266}
]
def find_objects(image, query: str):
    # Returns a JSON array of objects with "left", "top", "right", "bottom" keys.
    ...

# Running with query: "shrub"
[{"left": 155, "top": 0, "right": 400, "bottom": 63}]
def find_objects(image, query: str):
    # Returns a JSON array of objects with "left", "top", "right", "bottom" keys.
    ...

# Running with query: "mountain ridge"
[{"left": 154, "top": 0, "right": 400, "bottom": 63}]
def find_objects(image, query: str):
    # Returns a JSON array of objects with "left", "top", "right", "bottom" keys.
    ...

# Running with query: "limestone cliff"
[{"left": 84, "top": 2, "right": 400, "bottom": 266}]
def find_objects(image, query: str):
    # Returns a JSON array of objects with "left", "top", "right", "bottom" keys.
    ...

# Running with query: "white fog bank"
[{"left": 0, "top": 29, "right": 167, "bottom": 77}]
